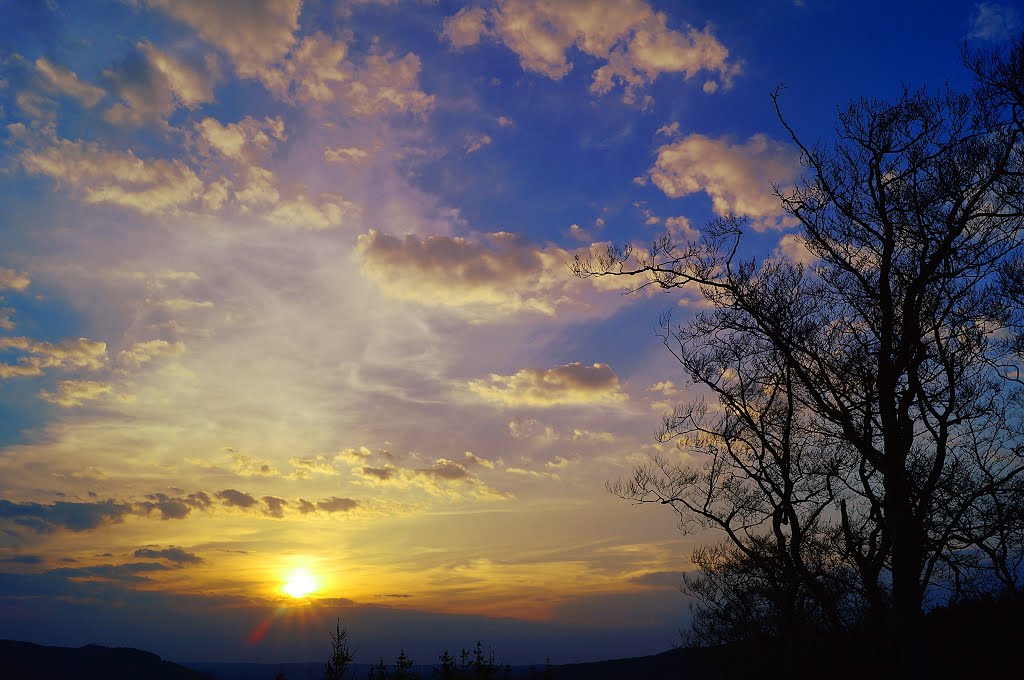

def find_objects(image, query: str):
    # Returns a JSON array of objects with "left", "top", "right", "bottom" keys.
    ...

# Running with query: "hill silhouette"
[{"left": 0, "top": 639, "right": 211, "bottom": 680}]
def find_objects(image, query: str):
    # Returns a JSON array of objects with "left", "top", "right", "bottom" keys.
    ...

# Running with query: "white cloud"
[{"left": 649, "top": 133, "right": 801, "bottom": 229}]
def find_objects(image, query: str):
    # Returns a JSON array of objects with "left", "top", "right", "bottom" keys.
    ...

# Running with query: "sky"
[{"left": 0, "top": 0, "right": 1020, "bottom": 667}]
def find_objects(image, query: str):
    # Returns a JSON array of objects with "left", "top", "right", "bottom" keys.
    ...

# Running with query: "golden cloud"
[
  {"left": 649, "top": 133, "right": 801, "bottom": 229},
  {"left": 38, "top": 380, "right": 113, "bottom": 407},
  {"left": 468, "top": 362, "right": 627, "bottom": 407},
  {"left": 442, "top": 0, "right": 740, "bottom": 101},
  {"left": 355, "top": 230, "right": 627, "bottom": 319},
  {"left": 0, "top": 336, "right": 107, "bottom": 379},
  {"left": 21, "top": 137, "right": 203, "bottom": 215}
]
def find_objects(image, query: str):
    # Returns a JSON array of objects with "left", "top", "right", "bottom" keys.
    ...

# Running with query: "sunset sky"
[{"left": 0, "top": 0, "right": 1019, "bottom": 666}]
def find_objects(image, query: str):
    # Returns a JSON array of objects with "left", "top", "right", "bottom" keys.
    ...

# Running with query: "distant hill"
[{"left": 0, "top": 639, "right": 211, "bottom": 680}]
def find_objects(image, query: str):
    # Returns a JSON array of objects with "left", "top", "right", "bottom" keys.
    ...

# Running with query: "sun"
[{"left": 282, "top": 567, "right": 318, "bottom": 599}]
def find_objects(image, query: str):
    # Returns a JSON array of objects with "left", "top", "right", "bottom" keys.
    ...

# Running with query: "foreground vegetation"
[{"left": 575, "top": 31, "right": 1024, "bottom": 676}]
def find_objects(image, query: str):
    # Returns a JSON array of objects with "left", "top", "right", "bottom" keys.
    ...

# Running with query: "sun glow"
[{"left": 282, "top": 567, "right": 318, "bottom": 598}]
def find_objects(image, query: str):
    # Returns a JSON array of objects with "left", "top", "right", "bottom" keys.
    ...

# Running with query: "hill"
[{"left": 0, "top": 639, "right": 212, "bottom": 680}]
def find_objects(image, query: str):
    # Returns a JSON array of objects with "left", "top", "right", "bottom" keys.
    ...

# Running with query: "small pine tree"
[
  {"left": 393, "top": 649, "right": 415, "bottom": 680},
  {"left": 435, "top": 650, "right": 457, "bottom": 679},
  {"left": 323, "top": 620, "right": 355, "bottom": 680}
]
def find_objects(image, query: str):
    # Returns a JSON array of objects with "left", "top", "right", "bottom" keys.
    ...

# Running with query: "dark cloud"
[
  {"left": 296, "top": 498, "right": 315, "bottom": 514},
  {"left": 133, "top": 547, "right": 203, "bottom": 565},
  {"left": 360, "top": 465, "right": 395, "bottom": 481},
  {"left": 261, "top": 496, "right": 287, "bottom": 518},
  {"left": 216, "top": 489, "right": 258, "bottom": 508},
  {"left": 0, "top": 499, "right": 131, "bottom": 533},
  {"left": 0, "top": 555, "right": 42, "bottom": 565},
  {"left": 415, "top": 460, "right": 468, "bottom": 480},
  {"left": 315, "top": 497, "right": 358, "bottom": 513},
  {"left": 136, "top": 491, "right": 211, "bottom": 520},
  {"left": 49, "top": 562, "right": 172, "bottom": 583}
]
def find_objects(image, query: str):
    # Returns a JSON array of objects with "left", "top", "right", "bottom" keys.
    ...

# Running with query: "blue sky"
[{"left": 0, "top": 0, "right": 1020, "bottom": 666}]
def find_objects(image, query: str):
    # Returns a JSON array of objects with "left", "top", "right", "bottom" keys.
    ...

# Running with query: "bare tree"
[{"left": 579, "top": 38, "right": 1024, "bottom": 647}]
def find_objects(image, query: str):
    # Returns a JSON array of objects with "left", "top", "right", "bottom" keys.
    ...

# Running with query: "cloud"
[
  {"left": 464, "top": 133, "right": 492, "bottom": 155},
  {"left": 442, "top": 7, "right": 490, "bottom": 49},
  {"left": 507, "top": 417, "right": 557, "bottom": 441},
  {"left": 265, "top": 193, "right": 360, "bottom": 230},
  {"left": 230, "top": 454, "right": 279, "bottom": 478},
  {"left": 355, "top": 230, "right": 622, "bottom": 319},
  {"left": 118, "top": 339, "right": 186, "bottom": 368},
  {"left": 0, "top": 499, "right": 131, "bottom": 533},
  {"left": 38, "top": 380, "right": 113, "bottom": 407},
  {"left": 357, "top": 465, "right": 397, "bottom": 482},
  {"left": 316, "top": 497, "right": 359, "bottom": 513},
  {"left": 649, "top": 133, "right": 801, "bottom": 229},
  {"left": 442, "top": 0, "right": 740, "bottom": 101},
  {"left": 20, "top": 137, "right": 203, "bottom": 215},
  {"left": 261, "top": 496, "right": 288, "bottom": 518},
  {"left": 774, "top": 232, "right": 818, "bottom": 266},
  {"left": 260, "top": 32, "right": 433, "bottom": 116},
  {"left": 195, "top": 115, "right": 285, "bottom": 162},
  {"left": 0, "top": 555, "right": 43, "bottom": 565},
  {"left": 663, "top": 215, "right": 699, "bottom": 241},
  {"left": 468, "top": 362, "right": 628, "bottom": 407},
  {"left": 414, "top": 459, "right": 470, "bottom": 480},
  {"left": 49, "top": 562, "right": 174, "bottom": 583},
  {"left": 968, "top": 3, "right": 1021, "bottom": 41},
  {"left": 0, "top": 268, "right": 30, "bottom": 292},
  {"left": 147, "top": 0, "right": 301, "bottom": 81},
  {"left": 134, "top": 547, "right": 204, "bottom": 565},
  {"left": 34, "top": 58, "right": 105, "bottom": 107},
  {"left": 324, "top": 146, "right": 370, "bottom": 163},
  {"left": 103, "top": 41, "right": 216, "bottom": 124},
  {"left": 289, "top": 455, "right": 340, "bottom": 476},
  {"left": 0, "top": 336, "right": 107, "bottom": 379},
  {"left": 216, "top": 488, "right": 259, "bottom": 509},
  {"left": 135, "top": 492, "right": 212, "bottom": 520}
]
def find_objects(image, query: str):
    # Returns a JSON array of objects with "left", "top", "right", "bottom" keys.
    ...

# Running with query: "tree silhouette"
[
  {"left": 576, "top": 36, "right": 1024, "bottom": 659},
  {"left": 323, "top": 620, "right": 355, "bottom": 680}
]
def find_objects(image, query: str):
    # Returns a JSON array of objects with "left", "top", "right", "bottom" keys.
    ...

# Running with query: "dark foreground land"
[{"left": 3, "top": 597, "right": 1022, "bottom": 679}]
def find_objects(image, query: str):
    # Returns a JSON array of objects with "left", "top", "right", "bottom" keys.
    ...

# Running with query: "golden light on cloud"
[{"left": 282, "top": 566, "right": 318, "bottom": 599}]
